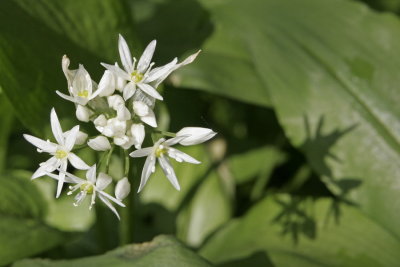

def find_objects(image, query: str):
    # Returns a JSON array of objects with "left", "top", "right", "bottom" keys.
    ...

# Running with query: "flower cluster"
[{"left": 23, "top": 35, "right": 216, "bottom": 218}]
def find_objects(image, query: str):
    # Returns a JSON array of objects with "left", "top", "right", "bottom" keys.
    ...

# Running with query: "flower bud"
[
  {"left": 132, "top": 101, "right": 149, "bottom": 117},
  {"left": 98, "top": 70, "right": 115, "bottom": 97},
  {"left": 176, "top": 127, "right": 217, "bottom": 146},
  {"left": 114, "top": 64, "right": 126, "bottom": 92},
  {"left": 114, "top": 135, "right": 130, "bottom": 146},
  {"left": 108, "top": 94, "right": 124, "bottom": 110},
  {"left": 131, "top": 123, "right": 145, "bottom": 149},
  {"left": 116, "top": 105, "right": 131, "bottom": 121},
  {"left": 115, "top": 177, "right": 130, "bottom": 200},
  {"left": 63, "top": 130, "right": 88, "bottom": 145},
  {"left": 76, "top": 105, "right": 91, "bottom": 122},
  {"left": 88, "top": 136, "right": 111, "bottom": 151}
]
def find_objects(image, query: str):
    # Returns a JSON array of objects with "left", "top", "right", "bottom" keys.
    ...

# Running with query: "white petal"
[
  {"left": 129, "top": 147, "right": 153, "bottom": 158},
  {"left": 101, "top": 63, "right": 131, "bottom": 80},
  {"left": 56, "top": 91, "right": 76, "bottom": 103},
  {"left": 114, "top": 135, "right": 129, "bottom": 146},
  {"left": 164, "top": 135, "right": 188, "bottom": 147},
  {"left": 131, "top": 123, "right": 145, "bottom": 149},
  {"left": 168, "top": 148, "right": 201, "bottom": 164},
  {"left": 107, "top": 94, "right": 125, "bottom": 109},
  {"left": 98, "top": 193, "right": 120, "bottom": 220},
  {"left": 98, "top": 190, "right": 125, "bottom": 207},
  {"left": 176, "top": 127, "right": 217, "bottom": 146},
  {"left": 23, "top": 134, "right": 57, "bottom": 153},
  {"left": 65, "top": 125, "right": 79, "bottom": 151},
  {"left": 72, "top": 65, "right": 93, "bottom": 97},
  {"left": 32, "top": 157, "right": 59, "bottom": 179},
  {"left": 50, "top": 108, "right": 64, "bottom": 145},
  {"left": 86, "top": 165, "right": 97, "bottom": 183},
  {"left": 137, "top": 155, "right": 156, "bottom": 192},
  {"left": 96, "top": 172, "right": 112, "bottom": 190},
  {"left": 94, "top": 115, "right": 107, "bottom": 127},
  {"left": 123, "top": 82, "right": 136, "bottom": 100},
  {"left": 158, "top": 156, "right": 180, "bottom": 191},
  {"left": 146, "top": 58, "right": 177, "bottom": 83},
  {"left": 75, "top": 105, "right": 91, "bottom": 122},
  {"left": 68, "top": 153, "right": 90, "bottom": 169},
  {"left": 56, "top": 160, "right": 68, "bottom": 198},
  {"left": 62, "top": 55, "right": 76, "bottom": 88},
  {"left": 154, "top": 50, "right": 201, "bottom": 88},
  {"left": 116, "top": 105, "right": 131, "bottom": 121},
  {"left": 132, "top": 101, "right": 150, "bottom": 117},
  {"left": 137, "top": 40, "right": 156, "bottom": 73},
  {"left": 94, "top": 70, "right": 115, "bottom": 98},
  {"left": 115, "top": 177, "right": 130, "bottom": 200},
  {"left": 118, "top": 34, "right": 133, "bottom": 73},
  {"left": 75, "top": 131, "right": 88, "bottom": 145},
  {"left": 140, "top": 108, "right": 157, "bottom": 128},
  {"left": 88, "top": 136, "right": 111, "bottom": 151},
  {"left": 137, "top": 83, "right": 163, "bottom": 100}
]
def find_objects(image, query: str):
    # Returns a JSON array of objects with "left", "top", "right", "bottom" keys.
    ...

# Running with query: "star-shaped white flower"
[
  {"left": 57, "top": 63, "right": 107, "bottom": 106},
  {"left": 48, "top": 165, "right": 126, "bottom": 219},
  {"left": 129, "top": 136, "right": 200, "bottom": 192},
  {"left": 23, "top": 108, "right": 90, "bottom": 198},
  {"left": 101, "top": 34, "right": 179, "bottom": 101}
]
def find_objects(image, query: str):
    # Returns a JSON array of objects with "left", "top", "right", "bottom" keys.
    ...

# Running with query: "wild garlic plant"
[{"left": 23, "top": 34, "right": 216, "bottom": 219}]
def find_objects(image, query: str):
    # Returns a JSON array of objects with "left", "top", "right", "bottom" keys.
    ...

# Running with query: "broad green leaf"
[
  {"left": 131, "top": 0, "right": 270, "bottom": 106},
  {"left": 14, "top": 235, "right": 211, "bottom": 267},
  {"left": 0, "top": 92, "right": 14, "bottom": 171},
  {"left": 201, "top": 194, "right": 400, "bottom": 267},
  {"left": 227, "top": 146, "right": 286, "bottom": 184},
  {"left": 181, "top": 0, "right": 400, "bottom": 239},
  {"left": 0, "top": 0, "right": 137, "bottom": 134},
  {"left": 177, "top": 170, "right": 232, "bottom": 247},
  {"left": 0, "top": 172, "right": 66, "bottom": 265}
]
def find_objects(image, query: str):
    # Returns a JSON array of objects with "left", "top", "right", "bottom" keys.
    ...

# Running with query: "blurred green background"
[{"left": 2, "top": 0, "right": 400, "bottom": 266}]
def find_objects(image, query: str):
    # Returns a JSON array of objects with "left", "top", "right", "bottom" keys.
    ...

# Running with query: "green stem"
[
  {"left": 119, "top": 149, "right": 134, "bottom": 245},
  {"left": 154, "top": 130, "right": 176, "bottom": 138},
  {"left": 105, "top": 145, "right": 114, "bottom": 174}
]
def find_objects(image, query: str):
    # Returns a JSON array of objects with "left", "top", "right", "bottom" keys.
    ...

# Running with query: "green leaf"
[
  {"left": 181, "top": 0, "right": 400, "bottom": 240},
  {"left": 132, "top": 0, "right": 271, "bottom": 107},
  {"left": 0, "top": 172, "right": 66, "bottom": 265},
  {"left": 14, "top": 235, "right": 212, "bottom": 267},
  {"left": 0, "top": 92, "right": 14, "bottom": 172},
  {"left": 201, "top": 194, "right": 400, "bottom": 266},
  {"left": 0, "top": 0, "right": 137, "bottom": 134}
]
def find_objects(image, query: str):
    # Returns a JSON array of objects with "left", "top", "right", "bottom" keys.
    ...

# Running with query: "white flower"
[
  {"left": 88, "top": 136, "right": 112, "bottom": 151},
  {"left": 115, "top": 177, "right": 130, "bottom": 201},
  {"left": 176, "top": 127, "right": 216, "bottom": 146},
  {"left": 23, "top": 108, "right": 90, "bottom": 198},
  {"left": 133, "top": 101, "right": 157, "bottom": 127},
  {"left": 131, "top": 123, "right": 145, "bottom": 149},
  {"left": 101, "top": 34, "right": 179, "bottom": 101},
  {"left": 57, "top": 64, "right": 106, "bottom": 105},
  {"left": 49, "top": 165, "right": 125, "bottom": 219},
  {"left": 129, "top": 136, "right": 200, "bottom": 192}
]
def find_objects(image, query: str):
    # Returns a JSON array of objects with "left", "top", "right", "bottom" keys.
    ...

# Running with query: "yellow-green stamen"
[
  {"left": 131, "top": 71, "right": 144, "bottom": 83},
  {"left": 55, "top": 149, "right": 68, "bottom": 159},
  {"left": 77, "top": 90, "right": 89, "bottom": 98},
  {"left": 80, "top": 183, "right": 94, "bottom": 194},
  {"left": 155, "top": 146, "right": 167, "bottom": 158}
]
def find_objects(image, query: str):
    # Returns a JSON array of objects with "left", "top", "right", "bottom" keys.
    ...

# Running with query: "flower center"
[
  {"left": 155, "top": 145, "right": 168, "bottom": 158},
  {"left": 55, "top": 149, "right": 68, "bottom": 159},
  {"left": 77, "top": 90, "right": 89, "bottom": 98},
  {"left": 80, "top": 183, "right": 94, "bottom": 194},
  {"left": 131, "top": 71, "right": 144, "bottom": 83}
]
